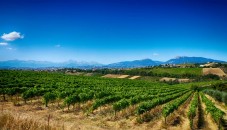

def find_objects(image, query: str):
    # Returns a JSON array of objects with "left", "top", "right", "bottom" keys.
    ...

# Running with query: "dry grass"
[
  {"left": 128, "top": 76, "right": 141, "bottom": 80},
  {"left": 0, "top": 112, "right": 60, "bottom": 130},
  {"left": 102, "top": 74, "right": 120, "bottom": 78},
  {"left": 0, "top": 94, "right": 220, "bottom": 130},
  {"left": 178, "top": 78, "right": 190, "bottom": 83},
  {"left": 102, "top": 74, "right": 130, "bottom": 79},
  {"left": 117, "top": 75, "right": 130, "bottom": 79},
  {"left": 203, "top": 68, "right": 226, "bottom": 77},
  {"left": 102, "top": 74, "right": 140, "bottom": 80}
]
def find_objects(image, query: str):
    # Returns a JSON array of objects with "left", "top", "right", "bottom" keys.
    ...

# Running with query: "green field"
[
  {"left": 149, "top": 68, "right": 202, "bottom": 76},
  {"left": 92, "top": 67, "right": 203, "bottom": 78},
  {"left": 0, "top": 70, "right": 226, "bottom": 130}
]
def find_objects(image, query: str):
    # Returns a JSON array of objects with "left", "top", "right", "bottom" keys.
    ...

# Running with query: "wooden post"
[
  {"left": 1, "top": 102, "right": 4, "bottom": 113},
  {"left": 47, "top": 114, "right": 51, "bottom": 130},
  {"left": 218, "top": 118, "right": 221, "bottom": 130},
  {"left": 165, "top": 117, "right": 166, "bottom": 125}
]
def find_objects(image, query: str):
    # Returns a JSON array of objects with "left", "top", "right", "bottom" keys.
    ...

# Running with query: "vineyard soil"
[
  {"left": 200, "top": 100, "right": 218, "bottom": 130},
  {"left": 0, "top": 70, "right": 226, "bottom": 130}
]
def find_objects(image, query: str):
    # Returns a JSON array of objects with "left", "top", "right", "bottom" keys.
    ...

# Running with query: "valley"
[{"left": 0, "top": 68, "right": 227, "bottom": 130}]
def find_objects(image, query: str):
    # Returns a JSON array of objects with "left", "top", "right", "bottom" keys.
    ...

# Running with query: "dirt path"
[
  {"left": 129, "top": 76, "right": 141, "bottom": 80},
  {"left": 205, "top": 94, "right": 227, "bottom": 118},
  {"left": 148, "top": 117, "right": 163, "bottom": 130},
  {"left": 205, "top": 94, "right": 227, "bottom": 129},
  {"left": 200, "top": 95, "right": 218, "bottom": 130},
  {"left": 166, "top": 94, "right": 192, "bottom": 130}
]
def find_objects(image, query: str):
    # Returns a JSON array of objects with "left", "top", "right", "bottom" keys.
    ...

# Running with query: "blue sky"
[{"left": 0, "top": 0, "right": 227, "bottom": 64}]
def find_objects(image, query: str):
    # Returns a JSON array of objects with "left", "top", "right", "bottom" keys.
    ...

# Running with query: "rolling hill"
[{"left": 0, "top": 56, "right": 225, "bottom": 69}]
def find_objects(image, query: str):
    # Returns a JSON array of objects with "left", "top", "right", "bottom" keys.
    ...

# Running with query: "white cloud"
[
  {"left": 153, "top": 53, "right": 159, "bottom": 56},
  {"left": 55, "top": 44, "right": 61, "bottom": 48},
  {"left": 0, "top": 42, "right": 8, "bottom": 46},
  {"left": 6, "top": 47, "right": 16, "bottom": 51},
  {"left": 7, "top": 47, "right": 12, "bottom": 50},
  {"left": 1, "top": 31, "right": 24, "bottom": 41}
]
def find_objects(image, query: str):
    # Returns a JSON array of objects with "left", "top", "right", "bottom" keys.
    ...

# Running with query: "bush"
[
  {"left": 191, "top": 85, "right": 199, "bottom": 92},
  {"left": 43, "top": 92, "right": 56, "bottom": 107},
  {"left": 203, "top": 89, "right": 227, "bottom": 104},
  {"left": 203, "top": 74, "right": 220, "bottom": 80}
]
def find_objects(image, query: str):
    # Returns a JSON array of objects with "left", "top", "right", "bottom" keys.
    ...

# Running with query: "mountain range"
[{"left": 0, "top": 56, "right": 225, "bottom": 69}]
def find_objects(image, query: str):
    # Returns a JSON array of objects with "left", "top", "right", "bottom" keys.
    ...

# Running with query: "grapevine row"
[
  {"left": 136, "top": 90, "right": 190, "bottom": 115},
  {"left": 200, "top": 92, "right": 224, "bottom": 126},
  {"left": 187, "top": 92, "right": 198, "bottom": 127},
  {"left": 162, "top": 91, "right": 192, "bottom": 120}
]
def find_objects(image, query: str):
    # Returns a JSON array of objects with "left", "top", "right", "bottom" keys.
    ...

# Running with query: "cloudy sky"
[{"left": 1, "top": 0, "right": 227, "bottom": 64}]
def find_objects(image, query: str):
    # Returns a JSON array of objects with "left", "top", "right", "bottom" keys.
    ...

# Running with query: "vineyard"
[{"left": 0, "top": 70, "right": 227, "bottom": 130}]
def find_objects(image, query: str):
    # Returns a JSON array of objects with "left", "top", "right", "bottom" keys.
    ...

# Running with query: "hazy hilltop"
[{"left": 0, "top": 56, "right": 225, "bottom": 69}]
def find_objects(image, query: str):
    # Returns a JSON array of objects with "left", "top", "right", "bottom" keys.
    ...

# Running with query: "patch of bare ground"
[
  {"left": 203, "top": 68, "right": 226, "bottom": 77},
  {"left": 102, "top": 74, "right": 120, "bottom": 78},
  {"left": 200, "top": 95, "right": 219, "bottom": 130},
  {"left": 138, "top": 105, "right": 164, "bottom": 130},
  {"left": 195, "top": 95, "right": 203, "bottom": 129},
  {"left": 160, "top": 77, "right": 177, "bottom": 82},
  {"left": 129, "top": 76, "right": 141, "bottom": 80},
  {"left": 117, "top": 75, "right": 130, "bottom": 79},
  {"left": 101, "top": 74, "right": 131, "bottom": 79}
]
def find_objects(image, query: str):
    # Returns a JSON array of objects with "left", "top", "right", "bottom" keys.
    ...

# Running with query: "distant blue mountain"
[
  {"left": 0, "top": 56, "right": 225, "bottom": 69},
  {"left": 165, "top": 56, "right": 225, "bottom": 64},
  {"left": 106, "top": 59, "right": 163, "bottom": 68},
  {"left": 0, "top": 60, "right": 102, "bottom": 69}
]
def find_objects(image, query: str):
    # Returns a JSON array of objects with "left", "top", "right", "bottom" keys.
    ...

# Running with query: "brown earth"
[
  {"left": 102, "top": 74, "right": 121, "bottom": 78},
  {"left": 117, "top": 75, "right": 130, "bottom": 79},
  {"left": 160, "top": 77, "right": 177, "bottom": 82},
  {"left": 203, "top": 68, "right": 226, "bottom": 77},
  {"left": 205, "top": 95, "right": 227, "bottom": 124},
  {"left": 1, "top": 94, "right": 222, "bottom": 130},
  {"left": 200, "top": 96, "right": 219, "bottom": 130},
  {"left": 129, "top": 76, "right": 141, "bottom": 80},
  {"left": 102, "top": 74, "right": 130, "bottom": 79},
  {"left": 0, "top": 101, "right": 161, "bottom": 130}
]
